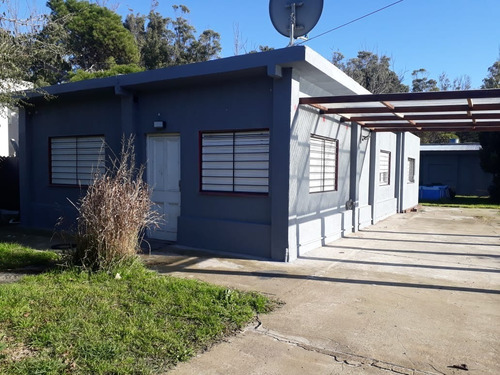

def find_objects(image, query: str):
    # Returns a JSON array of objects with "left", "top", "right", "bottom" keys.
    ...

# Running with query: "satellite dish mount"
[
  {"left": 287, "top": 2, "right": 302, "bottom": 46},
  {"left": 269, "top": 0, "right": 323, "bottom": 47}
]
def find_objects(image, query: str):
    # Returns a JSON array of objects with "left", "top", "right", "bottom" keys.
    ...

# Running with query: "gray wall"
[
  {"left": 287, "top": 105, "right": 352, "bottom": 260},
  {"left": 420, "top": 150, "right": 492, "bottom": 196},
  {"left": 19, "top": 91, "right": 123, "bottom": 230},
  {"left": 138, "top": 76, "right": 277, "bottom": 258},
  {"left": 19, "top": 73, "right": 283, "bottom": 259}
]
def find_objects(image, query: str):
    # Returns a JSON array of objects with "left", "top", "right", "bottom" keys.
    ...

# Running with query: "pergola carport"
[{"left": 299, "top": 88, "right": 500, "bottom": 132}]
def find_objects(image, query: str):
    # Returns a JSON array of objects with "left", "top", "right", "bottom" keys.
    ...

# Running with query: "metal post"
[{"left": 288, "top": 3, "right": 296, "bottom": 46}]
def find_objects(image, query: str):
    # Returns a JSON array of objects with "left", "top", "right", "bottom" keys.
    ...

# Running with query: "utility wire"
[{"left": 296, "top": 0, "right": 405, "bottom": 45}]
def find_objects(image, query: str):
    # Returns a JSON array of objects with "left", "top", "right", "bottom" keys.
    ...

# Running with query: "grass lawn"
[
  {"left": 420, "top": 195, "right": 500, "bottom": 209},
  {"left": 0, "top": 243, "right": 60, "bottom": 271},
  {"left": 0, "top": 246, "right": 273, "bottom": 374}
]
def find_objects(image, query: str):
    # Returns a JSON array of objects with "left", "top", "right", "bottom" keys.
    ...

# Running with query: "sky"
[{"left": 14, "top": 0, "right": 500, "bottom": 89}]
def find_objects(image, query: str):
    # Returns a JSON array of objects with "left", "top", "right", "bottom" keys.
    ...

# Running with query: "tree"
[
  {"left": 25, "top": 16, "right": 72, "bottom": 86},
  {"left": 438, "top": 72, "right": 471, "bottom": 91},
  {"left": 411, "top": 68, "right": 438, "bottom": 92},
  {"left": 479, "top": 58, "right": 500, "bottom": 201},
  {"left": 0, "top": 1, "right": 68, "bottom": 107},
  {"left": 411, "top": 69, "right": 478, "bottom": 144},
  {"left": 332, "top": 51, "right": 408, "bottom": 94},
  {"left": 437, "top": 72, "right": 477, "bottom": 142},
  {"left": 47, "top": 0, "right": 140, "bottom": 71},
  {"left": 249, "top": 45, "right": 274, "bottom": 54},
  {"left": 124, "top": 5, "right": 221, "bottom": 70},
  {"left": 124, "top": 12, "right": 147, "bottom": 59},
  {"left": 482, "top": 59, "right": 500, "bottom": 89}
]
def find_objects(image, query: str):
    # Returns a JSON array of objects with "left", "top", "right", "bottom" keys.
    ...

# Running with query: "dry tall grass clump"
[{"left": 73, "top": 136, "right": 161, "bottom": 271}]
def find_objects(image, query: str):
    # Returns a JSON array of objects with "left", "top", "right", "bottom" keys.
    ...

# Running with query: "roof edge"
[
  {"left": 303, "top": 47, "right": 371, "bottom": 96},
  {"left": 26, "top": 47, "right": 311, "bottom": 98}
]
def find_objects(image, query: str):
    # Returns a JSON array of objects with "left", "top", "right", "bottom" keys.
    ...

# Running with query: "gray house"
[
  {"left": 19, "top": 46, "right": 420, "bottom": 261},
  {"left": 420, "top": 143, "right": 492, "bottom": 196}
]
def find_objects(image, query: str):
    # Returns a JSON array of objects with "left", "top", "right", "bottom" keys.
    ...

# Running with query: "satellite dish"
[{"left": 269, "top": 0, "right": 324, "bottom": 46}]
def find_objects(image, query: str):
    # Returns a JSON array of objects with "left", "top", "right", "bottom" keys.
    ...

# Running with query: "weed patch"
[{"left": 71, "top": 136, "right": 161, "bottom": 272}]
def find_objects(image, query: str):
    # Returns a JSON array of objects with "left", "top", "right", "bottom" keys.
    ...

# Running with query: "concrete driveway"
[{"left": 144, "top": 207, "right": 500, "bottom": 375}]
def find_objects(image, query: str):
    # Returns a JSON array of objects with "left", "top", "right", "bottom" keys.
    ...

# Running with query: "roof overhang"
[{"left": 299, "top": 89, "right": 500, "bottom": 132}]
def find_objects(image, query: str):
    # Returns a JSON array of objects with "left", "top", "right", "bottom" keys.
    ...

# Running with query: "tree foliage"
[
  {"left": 47, "top": 0, "right": 140, "bottom": 72},
  {"left": 411, "top": 68, "right": 438, "bottom": 92},
  {"left": 124, "top": 5, "right": 221, "bottom": 70},
  {"left": 0, "top": 1, "right": 68, "bottom": 107},
  {"left": 332, "top": 50, "right": 482, "bottom": 145},
  {"left": 438, "top": 72, "right": 471, "bottom": 91},
  {"left": 25, "top": 16, "right": 72, "bottom": 86},
  {"left": 482, "top": 59, "right": 500, "bottom": 89},
  {"left": 332, "top": 51, "right": 408, "bottom": 94},
  {"left": 69, "top": 59, "right": 144, "bottom": 82},
  {"left": 1, "top": 1, "right": 222, "bottom": 92}
]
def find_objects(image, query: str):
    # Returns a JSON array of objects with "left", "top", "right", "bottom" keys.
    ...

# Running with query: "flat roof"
[
  {"left": 25, "top": 46, "right": 366, "bottom": 101},
  {"left": 420, "top": 144, "right": 482, "bottom": 152},
  {"left": 300, "top": 89, "right": 500, "bottom": 132}
]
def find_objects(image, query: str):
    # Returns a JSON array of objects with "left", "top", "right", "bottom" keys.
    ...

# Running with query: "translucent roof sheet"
[{"left": 299, "top": 89, "right": 500, "bottom": 132}]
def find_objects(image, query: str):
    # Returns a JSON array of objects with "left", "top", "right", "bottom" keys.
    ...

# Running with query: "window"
[
  {"left": 407, "top": 157, "right": 415, "bottom": 183},
  {"left": 309, "top": 135, "right": 338, "bottom": 193},
  {"left": 379, "top": 150, "right": 391, "bottom": 186},
  {"left": 201, "top": 130, "right": 269, "bottom": 193},
  {"left": 50, "top": 136, "right": 105, "bottom": 185}
]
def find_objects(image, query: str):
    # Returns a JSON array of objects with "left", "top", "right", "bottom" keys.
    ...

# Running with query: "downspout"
[
  {"left": 394, "top": 132, "right": 403, "bottom": 213},
  {"left": 349, "top": 122, "right": 360, "bottom": 232},
  {"left": 399, "top": 132, "right": 406, "bottom": 212},
  {"left": 369, "top": 132, "right": 377, "bottom": 224}
]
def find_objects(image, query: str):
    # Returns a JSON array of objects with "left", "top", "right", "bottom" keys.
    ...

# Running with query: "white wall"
[
  {"left": 401, "top": 132, "right": 420, "bottom": 211},
  {"left": 0, "top": 109, "right": 8, "bottom": 156},
  {"left": 372, "top": 132, "right": 398, "bottom": 223}
]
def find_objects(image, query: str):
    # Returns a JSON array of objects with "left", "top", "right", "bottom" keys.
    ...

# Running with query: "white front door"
[{"left": 147, "top": 135, "right": 181, "bottom": 241}]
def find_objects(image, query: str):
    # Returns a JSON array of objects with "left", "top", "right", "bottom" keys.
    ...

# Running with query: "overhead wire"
[{"left": 295, "top": 0, "right": 405, "bottom": 45}]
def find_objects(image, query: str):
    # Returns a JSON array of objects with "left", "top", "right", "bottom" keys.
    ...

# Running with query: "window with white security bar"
[
  {"left": 407, "top": 157, "right": 415, "bottom": 183},
  {"left": 379, "top": 150, "right": 391, "bottom": 186},
  {"left": 201, "top": 130, "right": 269, "bottom": 193},
  {"left": 50, "top": 136, "right": 105, "bottom": 186},
  {"left": 309, "top": 135, "right": 338, "bottom": 193}
]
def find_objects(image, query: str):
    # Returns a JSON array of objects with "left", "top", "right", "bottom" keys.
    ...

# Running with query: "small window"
[
  {"left": 379, "top": 150, "right": 391, "bottom": 186},
  {"left": 407, "top": 157, "right": 415, "bottom": 183},
  {"left": 201, "top": 130, "right": 269, "bottom": 193},
  {"left": 50, "top": 136, "right": 105, "bottom": 185},
  {"left": 309, "top": 135, "right": 338, "bottom": 193}
]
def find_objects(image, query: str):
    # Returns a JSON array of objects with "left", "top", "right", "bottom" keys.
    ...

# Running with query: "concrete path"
[{"left": 144, "top": 207, "right": 500, "bottom": 375}]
